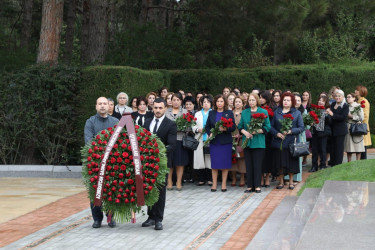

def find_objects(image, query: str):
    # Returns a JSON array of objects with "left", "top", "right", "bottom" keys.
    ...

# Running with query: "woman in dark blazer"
[
  {"left": 269, "top": 92, "right": 304, "bottom": 190},
  {"left": 131, "top": 96, "right": 154, "bottom": 127},
  {"left": 326, "top": 89, "right": 349, "bottom": 166},
  {"left": 205, "top": 94, "right": 236, "bottom": 192}
]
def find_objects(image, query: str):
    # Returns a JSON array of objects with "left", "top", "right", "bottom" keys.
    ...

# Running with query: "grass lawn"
[{"left": 298, "top": 159, "right": 375, "bottom": 195}]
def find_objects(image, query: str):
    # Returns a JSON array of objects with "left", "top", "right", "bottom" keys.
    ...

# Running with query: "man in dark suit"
[{"left": 142, "top": 98, "right": 177, "bottom": 230}]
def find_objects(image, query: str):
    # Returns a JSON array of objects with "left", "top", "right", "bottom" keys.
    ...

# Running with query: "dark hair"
[
  {"left": 154, "top": 97, "right": 167, "bottom": 106},
  {"left": 200, "top": 95, "right": 213, "bottom": 108},
  {"left": 172, "top": 92, "right": 183, "bottom": 101},
  {"left": 271, "top": 90, "right": 282, "bottom": 107},
  {"left": 185, "top": 91, "right": 195, "bottom": 99},
  {"left": 183, "top": 96, "right": 196, "bottom": 106},
  {"left": 318, "top": 95, "right": 330, "bottom": 109},
  {"left": 280, "top": 92, "right": 296, "bottom": 107},
  {"left": 130, "top": 97, "right": 137, "bottom": 107},
  {"left": 294, "top": 94, "right": 304, "bottom": 113},
  {"left": 136, "top": 96, "right": 147, "bottom": 107},
  {"left": 259, "top": 90, "right": 272, "bottom": 106},
  {"left": 107, "top": 97, "right": 115, "bottom": 103},
  {"left": 159, "top": 86, "right": 169, "bottom": 96},
  {"left": 302, "top": 91, "right": 312, "bottom": 106},
  {"left": 213, "top": 94, "right": 228, "bottom": 110}
]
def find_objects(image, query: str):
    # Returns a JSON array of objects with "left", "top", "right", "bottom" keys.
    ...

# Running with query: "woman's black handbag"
[
  {"left": 289, "top": 137, "right": 310, "bottom": 158},
  {"left": 182, "top": 133, "right": 199, "bottom": 150},
  {"left": 350, "top": 123, "right": 368, "bottom": 136}
]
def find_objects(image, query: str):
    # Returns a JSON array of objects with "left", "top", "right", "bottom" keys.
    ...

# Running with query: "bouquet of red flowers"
[
  {"left": 310, "top": 104, "right": 326, "bottom": 118},
  {"left": 176, "top": 113, "right": 197, "bottom": 131},
  {"left": 261, "top": 105, "right": 274, "bottom": 118},
  {"left": 303, "top": 110, "right": 319, "bottom": 128},
  {"left": 351, "top": 100, "right": 365, "bottom": 115},
  {"left": 242, "top": 113, "right": 268, "bottom": 148},
  {"left": 204, "top": 117, "right": 234, "bottom": 146},
  {"left": 279, "top": 114, "right": 294, "bottom": 150}
]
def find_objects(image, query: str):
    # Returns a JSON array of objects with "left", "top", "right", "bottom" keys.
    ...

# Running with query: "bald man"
[{"left": 84, "top": 97, "right": 119, "bottom": 228}]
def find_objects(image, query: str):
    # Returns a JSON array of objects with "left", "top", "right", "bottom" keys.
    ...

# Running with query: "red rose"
[
  {"left": 148, "top": 186, "right": 153, "bottom": 191},
  {"left": 101, "top": 130, "right": 106, "bottom": 134},
  {"left": 361, "top": 104, "right": 365, "bottom": 108},
  {"left": 361, "top": 100, "right": 365, "bottom": 104},
  {"left": 112, "top": 180, "right": 118, "bottom": 185},
  {"left": 125, "top": 199, "right": 129, "bottom": 203},
  {"left": 151, "top": 179, "right": 156, "bottom": 184},
  {"left": 125, "top": 188, "right": 130, "bottom": 193},
  {"left": 122, "top": 152, "right": 129, "bottom": 158},
  {"left": 121, "top": 143, "right": 127, "bottom": 149},
  {"left": 112, "top": 187, "right": 116, "bottom": 191},
  {"left": 130, "top": 192, "right": 135, "bottom": 197},
  {"left": 106, "top": 183, "right": 110, "bottom": 188},
  {"left": 118, "top": 188, "right": 123, "bottom": 193},
  {"left": 87, "top": 156, "right": 92, "bottom": 161},
  {"left": 113, "top": 165, "right": 119, "bottom": 171},
  {"left": 90, "top": 177, "right": 95, "bottom": 183},
  {"left": 93, "top": 185, "right": 97, "bottom": 189},
  {"left": 108, "top": 197, "right": 112, "bottom": 201},
  {"left": 131, "top": 186, "right": 136, "bottom": 191},
  {"left": 110, "top": 172, "right": 115, "bottom": 177},
  {"left": 123, "top": 193, "right": 128, "bottom": 198},
  {"left": 154, "top": 165, "right": 159, "bottom": 171},
  {"left": 108, "top": 191, "right": 112, "bottom": 196},
  {"left": 115, "top": 199, "right": 120, "bottom": 203},
  {"left": 128, "top": 179, "right": 134, "bottom": 185},
  {"left": 130, "top": 198, "right": 135, "bottom": 203},
  {"left": 106, "top": 165, "right": 112, "bottom": 171},
  {"left": 113, "top": 144, "right": 118, "bottom": 149},
  {"left": 119, "top": 173, "right": 124, "bottom": 178},
  {"left": 144, "top": 190, "right": 149, "bottom": 195},
  {"left": 88, "top": 171, "right": 92, "bottom": 175},
  {"left": 119, "top": 181, "right": 124, "bottom": 186},
  {"left": 110, "top": 157, "right": 116, "bottom": 164}
]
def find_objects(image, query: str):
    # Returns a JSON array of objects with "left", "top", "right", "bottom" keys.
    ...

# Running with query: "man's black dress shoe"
[
  {"left": 92, "top": 221, "right": 101, "bottom": 228},
  {"left": 142, "top": 218, "right": 155, "bottom": 227},
  {"left": 108, "top": 218, "right": 116, "bottom": 228},
  {"left": 155, "top": 221, "right": 163, "bottom": 230}
]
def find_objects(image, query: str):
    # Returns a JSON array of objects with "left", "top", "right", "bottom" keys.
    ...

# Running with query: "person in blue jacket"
[
  {"left": 269, "top": 92, "right": 304, "bottom": 190},
  {"left": 205, "top": 94, "right": 236, "bottom": 192}
]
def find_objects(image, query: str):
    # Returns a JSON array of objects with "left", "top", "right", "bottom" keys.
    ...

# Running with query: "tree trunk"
[
  {"left": 20, "top": 0, "right": 34, "bottom": 50},
  {"left": 81, "top": 0, "right": 109, "bottom": 65},
  {"left": 81, "top": 0, "right": 90, "bottom": 64},
  {"left": 140, "top": 0, "right": 149, "bottom": 24},
  {"left": 63, "top": 0, "right": 76, "bottom": 63},
  {"left": 108, "top": 0, "right": 117, "bottom": 42},
  {"left": 37, "top": 0, "right": 64, "bottom": 64}
]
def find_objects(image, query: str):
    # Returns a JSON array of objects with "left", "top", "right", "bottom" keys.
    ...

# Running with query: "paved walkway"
[{"left": 1, "top": 152, "right": 374, "bottom": 249}]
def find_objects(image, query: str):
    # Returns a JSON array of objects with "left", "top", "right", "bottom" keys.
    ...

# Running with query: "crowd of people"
[{"left": 103, "top": 85, "right": 371, "bottom": 193}]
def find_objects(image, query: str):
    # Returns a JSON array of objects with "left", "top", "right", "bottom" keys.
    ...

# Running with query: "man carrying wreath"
[
  {"left": 142, "top": 98, "right": 177, "bottom": 230},
  {"left": 84, "top": 97, "right": 119, "bottom": 228}
]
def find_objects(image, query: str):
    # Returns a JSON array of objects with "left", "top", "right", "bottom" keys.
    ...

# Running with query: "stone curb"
[{"left": 0, "top": 165, "right": 83, "bottom": 178}]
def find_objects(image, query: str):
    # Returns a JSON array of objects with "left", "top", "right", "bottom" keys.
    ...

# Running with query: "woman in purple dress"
[{"left": 205, "top": 95, "right": 236, "bottom": 192}]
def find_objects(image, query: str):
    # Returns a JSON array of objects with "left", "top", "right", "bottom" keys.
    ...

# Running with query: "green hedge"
[
  {"left": 168, "top": 64, "right": 375, "bottom": 132},
  {"left": 78, "top": 66, "right": 170, "bottom": 131}
]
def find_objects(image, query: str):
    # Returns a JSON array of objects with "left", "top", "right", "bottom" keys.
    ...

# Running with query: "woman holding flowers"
[
  {"left": 344, "top": 93, "right": 365, "bottom": 162},
  {"left": 230, "top": 96, "right": 246, "bottom": 187},
  {"left": 193, "top": 96, "right": 213, "bottom": 186},
  {"left": 165, "top": 92, "right": 188, "bottom": 190},
  {"left": 355, "top": 85, "right": 371, "bottom": 160},
  {"left": 238, "top": 93, "right": 271, "bottom": 193},
  {"left": 205, "top": 95, "right": 236, "bottom": 192},
  {"left": 270, "top": 92, "right": 304, "bottom": 190},
  {"left": 310, "top": 96, "right": 331, "bottom": 172},
  {"left": 326, "top": 89, "right": 349, "bottom": 166}
]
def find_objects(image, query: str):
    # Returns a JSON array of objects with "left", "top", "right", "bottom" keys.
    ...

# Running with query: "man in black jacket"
[{"left": 142, "top": 98, "right": 177, "bottom": 230}]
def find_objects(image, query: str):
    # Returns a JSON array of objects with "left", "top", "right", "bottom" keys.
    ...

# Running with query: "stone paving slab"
[
  {"left": 4, "top": 184, "right": 260, "bottom": 249},
  {"left": 268, "top": 188, "right": 320, "bottom": 250},
  {"left": 0, "top": 165, "right": 82, "bottom": 178},
  {"left": 247, "top": 196, "right": 298, "bottom": 250},
  {"left": 296, "top": 181, "right": 375, "bottom": 250}
]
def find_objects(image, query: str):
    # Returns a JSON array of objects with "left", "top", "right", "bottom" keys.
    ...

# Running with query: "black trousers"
[
  {"left": 196, "top": 169, "right": 212, "bottom": 183},
  {"left": 90, "top": 202, "right": 107, "bottom": 222},
  {"left": 244, "top": 148, "right": 265, "bottom": 189},
  {"left": 148, "top": 174, "right": 167, "bottom": 222},
  {"left": 311, "top": 134, "right": 327, "bottom": 169},
  {"left": 361, "top": 146, "right": 368, "bottom": 159},
  {"left": 331, "top": 135, "right": 345, "bottom": 166}
]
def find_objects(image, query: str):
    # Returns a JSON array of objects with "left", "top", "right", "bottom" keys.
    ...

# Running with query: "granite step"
[
  {"left": 296, "top": 180, "right": 375, "bottom": 250},
  {"left": 247, "top": 196, "right": 298, "bottom": 250},
  {"left": 267, "top": 188, "right": 321, "bottom": 250}
]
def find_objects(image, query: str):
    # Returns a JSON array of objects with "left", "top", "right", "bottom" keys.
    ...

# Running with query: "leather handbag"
[
  {"left": 182, "top": 132, "right": 199, "bottom": 150},
  {"left": 350, "top": 123, "right": 368, "bottom": 136},
  {"left": 235, "top": 136, "right": 244, "bottom": 158},
  {"left": 289, "top": 137, "right": 310, "bottom": 158}
]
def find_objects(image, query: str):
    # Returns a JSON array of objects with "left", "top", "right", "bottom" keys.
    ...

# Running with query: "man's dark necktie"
[{"left": 153, "top": 119, "right": 159, "bottom": 133}]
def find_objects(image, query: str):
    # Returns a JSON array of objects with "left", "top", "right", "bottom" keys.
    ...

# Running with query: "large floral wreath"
[{"left": 81, "top": 124, "right": 168, "bottom": 223}]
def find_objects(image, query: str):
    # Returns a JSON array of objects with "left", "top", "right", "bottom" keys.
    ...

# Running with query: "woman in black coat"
[
  {"left": 131, "top": 96, "right": 153, "bottom": 127},
  {"left": 326, "top": 90, "right": 349, "bottom": 166}
]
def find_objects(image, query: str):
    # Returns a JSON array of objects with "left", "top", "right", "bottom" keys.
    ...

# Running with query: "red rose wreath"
[{"left": 81, "top": 124, "right": 168, "bottom": 223}]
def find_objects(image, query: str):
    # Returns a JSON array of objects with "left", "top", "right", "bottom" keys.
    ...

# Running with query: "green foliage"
[
  {"left": 106, "top": 24, "right": 196, "bottom": 69},
  {"left": 0, "top": 64, "right": 81, "bottom": 164},
  {"left": 233, "top": 35, "right": 272, "bottom": 68},
  {"left": 167, "top": 63, "right": 375, "bottom": 131},
  {"left": 78, "top": 66, "right": 170, "bottom": 131},
  {"left": 298, "top": 159, "right": 375, "bottom": 195}
]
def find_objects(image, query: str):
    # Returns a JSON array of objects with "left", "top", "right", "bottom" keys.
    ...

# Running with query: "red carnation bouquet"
[
  {"left": 176, "top": 112, "right": 197, "bottom": 132},
  {"left": 310, "top": 104, "right": 326, "bottom": 119},
  {"left": 279, "top": 114, "right": 294, "bottom": 150},
  {"left": 204, "top": 117, "right": 234, "bottom": 146},
  {"left": 303, "top": 110, "right": 319, "bottom": 128},
  {"left": 242, "top": 113, "right": 268, "bottom": 148},
  {"left": 261, "top": 105, "right": 274, "bottom": 118},
  {"left": 81, "top": 125, "right": 168, "bottom": 223}
]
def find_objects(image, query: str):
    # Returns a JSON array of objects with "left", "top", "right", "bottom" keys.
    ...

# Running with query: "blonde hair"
[{"left": 248, "top": 93, "right": 261, "bottom": 106}]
